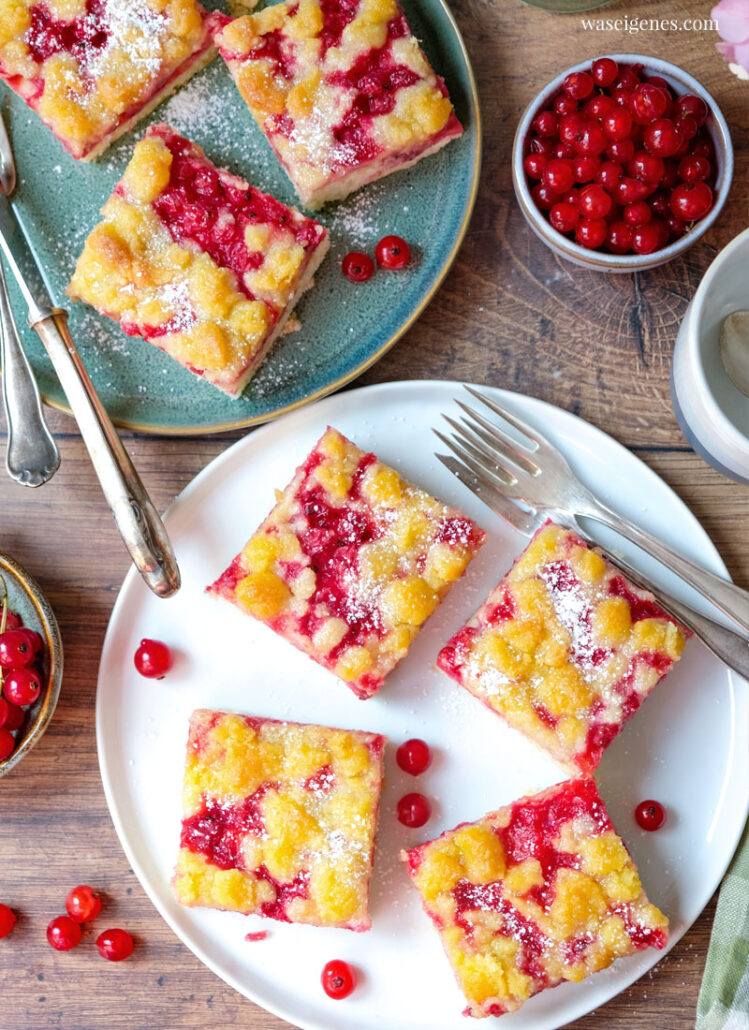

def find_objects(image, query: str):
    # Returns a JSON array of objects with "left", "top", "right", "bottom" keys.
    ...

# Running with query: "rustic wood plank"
[{"left": 1, "top": 0, "right": 748, "bottom": 1026}]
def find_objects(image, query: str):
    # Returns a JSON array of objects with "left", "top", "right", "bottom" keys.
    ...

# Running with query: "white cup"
[{"left": 671, "top": 226, "right": 749, "bottom": 483}]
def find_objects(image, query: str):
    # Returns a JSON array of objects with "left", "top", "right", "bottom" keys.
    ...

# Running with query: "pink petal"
[
  {"left": 732, "top": 36, "right": 749, "bottom": 68},
  {"left": 716, "top": 40, "right": 737, "bottom": 59},
  {"left": 712, "top": 0, "right": 749, "bottom": 44}
]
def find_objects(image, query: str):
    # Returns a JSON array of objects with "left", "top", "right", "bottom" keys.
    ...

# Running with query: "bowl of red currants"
[
  {"left": 512, "top": 55, "right": 733, "bottom": 271},
  {"left": 0, "top": 552, "right": 63, "bottom": 777}
]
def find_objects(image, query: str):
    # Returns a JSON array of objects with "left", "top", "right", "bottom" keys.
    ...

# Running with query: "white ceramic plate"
[{"left": 97, "top": 380, "right": 749, "bottom": 1030}]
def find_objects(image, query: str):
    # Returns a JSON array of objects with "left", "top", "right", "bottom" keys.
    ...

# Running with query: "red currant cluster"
[
  {"left": 0, "top": 587, "right": 46, "bottom": 762},
  {"left": 342, "top": 234, "right": 411, "bottom": 282},
  {"left": 0, "top": 885, "right": 134, "bottom": 961},
  {"left": 524, "top": 58, "right": 716, "bottom": 256},
  {"left": 396, "top": 738, "right": 432, "bottom": 829}
]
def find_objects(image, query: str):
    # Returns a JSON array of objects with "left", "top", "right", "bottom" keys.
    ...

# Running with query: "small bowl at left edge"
[{"left": 0, "top": 552, "right": 63, "bottom": 778}]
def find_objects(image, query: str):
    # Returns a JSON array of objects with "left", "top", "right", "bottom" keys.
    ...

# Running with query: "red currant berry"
[
  {"left": 396, "top": 738, "right": 432, "bottom": 776},
  {"left": 678, "top": 154, "right": 710, "bottom": 182},
  {"left": 529, "top": 136, "right": 552, "bottom": 155},
  {"left": 0, "top": 903, "right": 16, "bottom": 938},
  {"left": 66, "top": 885, "right": 102, "bottom": 924},
  {"left": 660, "top": 160, "right": 679, "bottom": 189},
  {"left": 649, "top": 189, "right": 671, "bottom": 217},
  {"left": 96, "top": 928, "right": 134, "bottom": 961},
  {"left": 644, "top": 118, "right": 684, "bottom": 157},
  {"left": 572, "top": 155, "right": 599, "bottom": 183},
  {"left": 607, "top": 138, "right": 635, "bottom": 163},
  {"left": 670, "top": 181, "right": 713, "bottom": 222},
  {"left": 553, "top": 142, "right": 576, "bottom": 160},
  {"left": 134, "top": 639, "right": 173, "bottom": 679},
  {"left": 563, "top": 70, "right": 594, "bottom": 100},
  {"left": 574, "top": 122, "right": 607, "bottom": 156},
  {"left": 553, "top": 92, "right": 578, "bottom": 116},
  {"left": 630, "top": 83, "right": 668, "bottom": 123},
  {"left": 676, "top": 114, "right": 699, "bottom": 141},
  {"left": 616, "top": 65, "right": 641, "bottom": 90},
  {"left": 596, "top": 160, "right": 623, "bottom": 191},
  {"left": 613, "top": 176, "right": 651, "bottom": 205},
  {"left": 689, "top": 135, "right": 714, "bottom": 160},
  {"left": 666, "top": 213, "right": 687, "bottom": 238},
  {"left": 3, "top": 668, "right": 41, "bottom": 707},
  {"left": 542, "top": 158, "right": 574, "bottom": 193},
  {"left": 592, "top": 57, "right": 618, "bottom": 88},
  {"left": 612, "top": 86, "right": 634, "bottom": 109},
  {"left": 321, "top": 959, "right": 356, "bottom": 1000},
  {"left": 635, "top": 799, "right": 666, "bottom": 831},
  {"left": 558, "top": 112, "right": 585, "bottom": 146},
  {"left": 17, "top": 628, "right": 42, "bottom": 658},
  {"left": 2, "top": 612, "right": 22, "bottom": 632},
  {"left": 0, "top": 697, "right": 23, "bottom": 731},
  {"left": 397, "top": 792, "right": 431, "bottom": 828},
  {"left": 375, "top": 235, "right": 410, "bottom": 270},
  {"left": 523, "top": 153, "right": 547, "bottom": 179},
  {"left": 341, "top": 251, "right": 374, "bottom": 282},
  {"left": 631, "top": 223, "right": 662, "bottom": 255},
  {"left": 628, "top": 151, "right": 664, "bottom": 184},
  {"left": 606, "top": 220, "right": 634, "bottom": 254},
  {"left": 603, "top": 108, "right": 632, "bottom": 141},
  {"left": 0, "top": 630, "right": 35, "bottom": 669},
  {"left": 0, "top": 729, "right": 15, "bottom": 761},
  {"left": 530, "top": 183, "right": 559, "bottom": 210},
  {"left": 646, "top": 74, "right": 672, "bottom": 93},
  {"left": 585, "top": 95, "right": 615, "bottom": 121},
  {"left": 575, "top": 218, "right": 607, "bottom": 249},
  {"left": 675, "top": 94, "right": 708, "bottom": 126},
  {"left": 532, "top": 110, "right": 557, "bottom": 138},
  {"left": 47, "top": 915, "right": 82, "bottom": 951},
  {"left": 623, "top": 201, "right": 652, "bottom": 226},
  {"left": 578, "top": 183, "right": 612, "bottom": 219}
]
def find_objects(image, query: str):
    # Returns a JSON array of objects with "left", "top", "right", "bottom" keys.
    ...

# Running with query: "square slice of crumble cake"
[
  {"left": 438, "top": 521, "right": 688, "bottom": 773},
  {"left": 402, "top": 777, "right": 668, "bottom": 1017},
  {"left": 0, "top": 0, "right": 224, "bottom": 160},
  {"left": 174, "top": 709, "right": 385, "bottom": 930},
  {"left": 208, "top": 426, "right": 486, "bottom": 697},
  {"left": 67, "top": 125, "right": 329, "bottom": 396},
  {"left": 215, "top": 0, "right": 463, "bottom": 207}
]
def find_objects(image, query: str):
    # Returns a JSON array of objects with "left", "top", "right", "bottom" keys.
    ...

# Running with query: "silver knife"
[{"left": 0, "top": 191, "right": 180, "bottom": 598}]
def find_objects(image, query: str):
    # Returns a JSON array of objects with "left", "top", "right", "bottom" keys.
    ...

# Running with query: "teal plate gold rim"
[{"left": 1, "top": 0, "right": 481, "bottom": 436}]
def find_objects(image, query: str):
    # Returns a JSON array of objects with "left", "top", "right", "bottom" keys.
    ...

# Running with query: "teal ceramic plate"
[{"left": 1, "top": 0, "right": 480, "bottom": 435}]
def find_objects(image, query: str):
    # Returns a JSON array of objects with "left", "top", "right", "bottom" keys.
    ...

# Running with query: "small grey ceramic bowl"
[
  {"left": 512, "top": 54, "right": 734, "bottom": 272},
  {"left": 0, "top": 552, "right": 63, "bottom": 778},
  {"left": 672, "top": 226, "right": 749, "bottom": 484}
]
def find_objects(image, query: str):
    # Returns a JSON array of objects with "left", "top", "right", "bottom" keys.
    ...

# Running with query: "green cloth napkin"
[{"left": 697, "top": 818, "right": 749, "bottom": 1029}]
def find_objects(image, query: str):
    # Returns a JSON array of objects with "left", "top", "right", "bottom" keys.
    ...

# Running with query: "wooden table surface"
[{"left": 1, "top": 0, "right": 747, "bottom": 1026}]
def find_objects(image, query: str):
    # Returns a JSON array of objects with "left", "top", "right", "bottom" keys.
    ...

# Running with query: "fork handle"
[
  {"left": 30, "top": 309, "right": 180, "bottom": 598},
  {"left": 581, "top": 497, "right": 749, "bottom": 637}
]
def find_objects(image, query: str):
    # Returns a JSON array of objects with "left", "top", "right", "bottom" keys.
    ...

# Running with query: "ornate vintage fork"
[
  {"left": 433, "top": 448, "right": 749, "bottom": 682},
  {"left": 435, "top": 385, "right": 749, "bottom": 638},
  {"left": 0, "top": 110, "right": 59, "bottom": 487}
]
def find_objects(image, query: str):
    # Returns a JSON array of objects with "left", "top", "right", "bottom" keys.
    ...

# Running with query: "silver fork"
[
  {"left": 437, "top": 385, "right": 749, "bottom": 637},
  {"left": 0, "top": 110, "right": 59, "bottom": 487},
  {"left": 434, "top": 452, "right": 749, "bottom": 682}
]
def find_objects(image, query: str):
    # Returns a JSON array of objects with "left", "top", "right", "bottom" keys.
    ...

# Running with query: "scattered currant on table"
[
  {"left": 397, "top": 792, "right": 431, "bottom": 828},
  {"left": 524, "top": 58, "right": 716, "bottom": 255},
  {"left": 321, "top": 959, "right": 356, "bottom": 999},
  {"left": 0, "top": 903, "right": 16, "bottom": 938},
  {"left": 133, "top": 638, "right": 173, "bottom": 679},
  {"left": 47, "top": 915, "right": 82, "bottom": 951},
  {"left": 66, "top": 885, "right": 102, "bottom": 923},
  {"left": 635, "top": 800, "right": 666, "bottom": 831},
  {"left": 96, "top": 928, "right": 134, "bottom": 961},
  {"left": 396, "top": 738, "right": 432, "bottom": 776}
]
